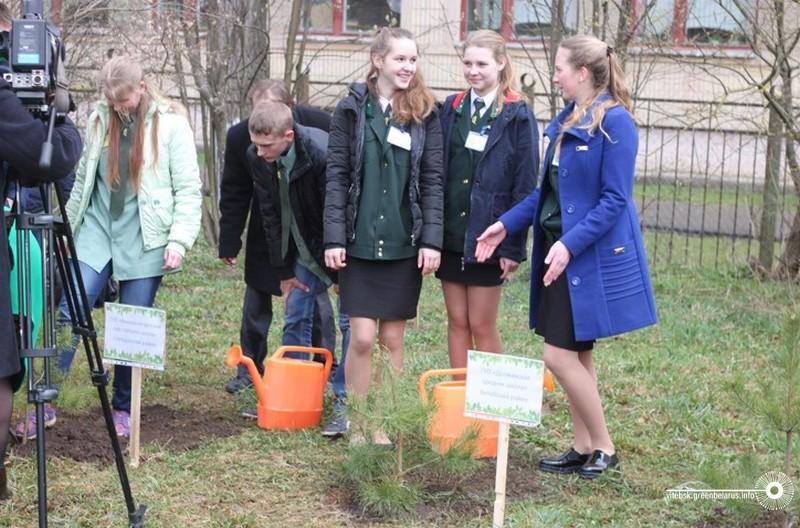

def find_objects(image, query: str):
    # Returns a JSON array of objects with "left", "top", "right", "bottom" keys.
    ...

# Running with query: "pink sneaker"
[
  {"left": 14, "top": 405, "right": 57, "bottom": 440},
  {"left": 112, "top": 410, "right": 130, "bottom": 438}
]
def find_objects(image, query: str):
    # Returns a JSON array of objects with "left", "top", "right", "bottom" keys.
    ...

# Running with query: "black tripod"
[{"left": 9, "top": 112, "right": 146, "bottom": 528}]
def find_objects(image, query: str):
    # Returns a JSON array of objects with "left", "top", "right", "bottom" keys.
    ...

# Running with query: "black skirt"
[
  {"left": 435, "top": 251, "right": 504, "bottom": 287},
  {"left": 340, "top": 256, "right": 422, "bottom": 320},
  {"left": 534, "top": 263, "right": 595, "bottom": 351}
]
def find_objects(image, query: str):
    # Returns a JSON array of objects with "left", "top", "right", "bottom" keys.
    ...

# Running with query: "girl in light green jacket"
[{"left": 15, "top": 56, "right": 202, "bottom": 440}]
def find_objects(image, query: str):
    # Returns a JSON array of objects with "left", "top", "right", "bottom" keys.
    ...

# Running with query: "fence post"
[{"left": 759, "top": 92, "right": 783, "bottom": 271}]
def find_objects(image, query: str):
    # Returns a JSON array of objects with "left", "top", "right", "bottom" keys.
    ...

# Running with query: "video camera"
[{"left": 0, "top": 0, "right": 70, "bottom": 119}]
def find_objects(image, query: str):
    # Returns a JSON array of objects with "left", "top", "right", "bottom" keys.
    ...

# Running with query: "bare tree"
[
  {"left": 171, "top": 1, "right": 271, "bottom": 247},
  {"left": 671, "top": 0, "right": 800, "bottom": 276}
]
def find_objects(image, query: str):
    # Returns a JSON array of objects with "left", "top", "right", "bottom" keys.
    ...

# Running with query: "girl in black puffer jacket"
[{"left": 323, "top": 27, "right": 443, "bottom": 444}]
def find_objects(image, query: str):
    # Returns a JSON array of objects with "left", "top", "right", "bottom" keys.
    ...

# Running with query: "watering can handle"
[
  {"left": 273, "top": 346, "right": 334, "bottom": 382},
  {"left": 225, "top": 345, "right": 243, "bottom": 368},
  {"left": 418, "top": 368, "right": 467, "bottom": 404}
]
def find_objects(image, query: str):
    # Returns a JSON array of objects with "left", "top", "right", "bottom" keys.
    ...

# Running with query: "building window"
[
  {"left": 634, "top": 0, "right": 751, "bottom": 46},
  {"left": 303, "top": 0, "right": 401, "bottom": 35},
  {"left": 463, "top": 0, "right": 579, "bottom": 40}
]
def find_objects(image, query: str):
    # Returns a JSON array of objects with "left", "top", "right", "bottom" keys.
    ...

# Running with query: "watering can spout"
[{"left": 226, "top": 345, "right": 268, "bottom": 403}]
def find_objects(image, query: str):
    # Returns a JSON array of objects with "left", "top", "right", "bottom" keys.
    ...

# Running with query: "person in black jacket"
[
  {"left": 0, "top": 76, "right": 82, "bottom": 499},
  {"left": 218, "top": 79, "right": 338, "bottom": 396},
  {"left": 247, "top": 101, "right": 350, "bottom": 436},
  {"left": 324, "top": 28, "right": 443, "bottom": 444}
]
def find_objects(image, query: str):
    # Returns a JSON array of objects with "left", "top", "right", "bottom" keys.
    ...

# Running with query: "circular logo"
[{"left": 755, "top": 471, "right": 795, "bottom": 510}]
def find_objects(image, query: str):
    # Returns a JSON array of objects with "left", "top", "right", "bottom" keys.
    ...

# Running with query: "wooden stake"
[
  {"left": 129, "top": 367, "right": 142, "bottom": 467},
  {"left": 493, "top": 421, "right": 511, "bottom": 528}
]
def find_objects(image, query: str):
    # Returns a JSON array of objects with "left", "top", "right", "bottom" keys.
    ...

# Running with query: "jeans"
[
  {"left": 282, "top": 263, "right": 350, "bottom": 398},
  {"left": 58, "top": 259, "right": 162, "bottom": 412}
]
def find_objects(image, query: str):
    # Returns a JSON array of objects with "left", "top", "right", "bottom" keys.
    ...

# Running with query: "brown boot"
[{"left": 0, "top": 465, "right": 11, "bottom": 500}]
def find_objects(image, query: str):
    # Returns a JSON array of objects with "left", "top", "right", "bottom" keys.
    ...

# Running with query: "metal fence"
[
  {"left": 526, "top": 93, "right": 795, "bottom": 270},
  {"left": 70, "top": 87, "right": 796, "bottom": 271},
  {"left": 630, "top": 96, "right": 795, "bottom": 270}
]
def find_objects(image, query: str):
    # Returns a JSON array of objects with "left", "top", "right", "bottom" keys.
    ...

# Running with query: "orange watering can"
[
  {"left": 419, "top": 368, "right": 500, "bottom": 458},
  {"left": 418, "top": 367, "right": 557, "bottom": 459},
  {"left": 226, "top": 345, "right": 333, "bottom": 430}
]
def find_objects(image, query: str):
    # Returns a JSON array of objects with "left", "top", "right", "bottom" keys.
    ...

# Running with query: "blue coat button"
[
  {"left": 570, "top": 276, "right": 581, "bottom": 286},
  {"left": 566, "top": 204, "right": 575, "bottom": 214}
]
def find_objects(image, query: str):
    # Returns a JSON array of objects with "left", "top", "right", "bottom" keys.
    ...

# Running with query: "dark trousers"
[{"left": 238, "top": 285, "right": 273, "bottom": 378}]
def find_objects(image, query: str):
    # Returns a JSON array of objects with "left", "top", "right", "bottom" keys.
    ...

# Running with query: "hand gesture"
[
  {"left": 542, "top": 241, "right": 571, "bottom": 287},
  {"left": 325, "top": 248, "right": 347, "bottom": 270},
  {"left": 418, "top": 247, "right": 441, "bottom": 276},
  {"left": 280, "top": 277, "right": 310, "bottom": 311},
  {"left": 475, "top": 221, "right": 507, "bottom": 262},
  {"left": 498, "top": 257, "right": 519, "bottom": 280},
  {"left": 163, "top": 248, "right": 184, "bottom": 271}
]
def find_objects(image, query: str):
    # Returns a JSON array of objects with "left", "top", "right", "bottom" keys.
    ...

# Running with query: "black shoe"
[
  {"left": 538, "top": 448, "right": 591, "bottom": 474},
  {"left": 578, "top": 450, "right": 619, "bottom": 479},
  {"left": 241, "top": 408, "right": 258, "bottom": 420},
  {"left": 225, "top": 376, "right": 253, "bottom": 394}
]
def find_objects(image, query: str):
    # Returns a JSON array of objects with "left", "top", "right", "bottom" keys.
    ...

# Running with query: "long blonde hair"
[
  {"left": 558, "top": 35, "right": 632, "bottom": 136},
  {"left": 96, "top": 56, "right": 184, "bottom": 192},
  {"left": 366, "top": 27, "right": 435, "bottom": 125},
  {"left": 461, "top": 30, "right": 522, "bottom": 108}
]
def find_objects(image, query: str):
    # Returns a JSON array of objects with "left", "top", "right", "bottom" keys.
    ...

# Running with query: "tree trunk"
[
  {"left": 283, "top": 0, "right": 303, "bottom": 88},
  {"left": 591, "top": 0, "right": 601, "bottom": 37},
  {"left": 776, "top": 17, "right": 800, "bottom": 278},
  {"left": 614, "top": 0, "right": 632, "bottom": 68},
  {"left": 759, "top": 94, "right": 783, "bottom": 272},
  {"left": 547, "top": 0, "right": 565, "bottom": 119}
]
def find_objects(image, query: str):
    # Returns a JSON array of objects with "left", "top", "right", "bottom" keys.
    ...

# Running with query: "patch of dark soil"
[
  {"left": 697, "top": 509, "right": 791, "bottom": 528},
  {"left": 11, "top": 404, "right": 245, "bottom": 464},
  {"left": 330, "top": 450, "right": 541, "bottom": 523}
]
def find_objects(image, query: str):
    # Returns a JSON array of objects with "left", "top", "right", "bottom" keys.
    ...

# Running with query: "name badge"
[
  {"left": 387, "top": 126, "right": 411, "bottom": 151},
  {"left": 465, "top": 131, "right": 488, "bottom": 152}
]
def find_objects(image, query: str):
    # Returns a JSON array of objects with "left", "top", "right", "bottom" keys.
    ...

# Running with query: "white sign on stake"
[
  {"left": 103, "top": 302, "right": 167, "bottom": 468},
  {"left": 104, "top": 303, "right": 166, "bottom": 370},
  {"left": 464, "top": 350, "right": 545, "bottom": 528},
  {"left": 464, "top": 350, "right": 544, "bottom": 427}
]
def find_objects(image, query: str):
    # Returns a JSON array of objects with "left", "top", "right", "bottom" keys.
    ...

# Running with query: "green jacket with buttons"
[{"left": 66, "top": 99, "right": 202, "bottom": 257}]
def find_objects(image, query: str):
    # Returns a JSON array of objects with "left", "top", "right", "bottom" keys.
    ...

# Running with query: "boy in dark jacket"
[
  {"left": 247, "top": 101, "right": 350, "bottom": 436},
  {"left": 218, "top": 79, "right": 338, "bottom": 396}
]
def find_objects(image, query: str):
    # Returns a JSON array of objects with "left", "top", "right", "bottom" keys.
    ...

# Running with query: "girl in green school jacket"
[{"left": 324, "top": 27, "right": 444, "bottom": 444}]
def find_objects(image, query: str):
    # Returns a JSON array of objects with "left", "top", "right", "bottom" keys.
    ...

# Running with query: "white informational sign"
[
  {"left": 103, "top": 303, "right": 166, "bottom": 371},
  {"left": 464, "top": 350, "right": 544, "bottom": 428}
]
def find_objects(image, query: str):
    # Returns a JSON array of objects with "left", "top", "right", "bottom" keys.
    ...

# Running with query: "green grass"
[
  {"left": 5, "top": 237, "right": 799, "bottom": 526},
  {"left": 635, "top": 179, "right": 800, "bottom": 210}
]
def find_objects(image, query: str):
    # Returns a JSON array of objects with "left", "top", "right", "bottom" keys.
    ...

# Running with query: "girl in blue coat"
[
  {"left": 437, "top": 30, "right": 537, "bottom": 373},
  {"left": 476, "top": 35, "right": 657, "bottom": 479}
]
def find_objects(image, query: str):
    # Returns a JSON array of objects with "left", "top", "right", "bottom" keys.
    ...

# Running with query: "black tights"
[{"left": 0, "top": 377, "right": 12, "bottom": 468}]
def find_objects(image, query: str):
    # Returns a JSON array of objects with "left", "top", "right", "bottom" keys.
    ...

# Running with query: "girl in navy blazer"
[
  {"left": 476, "top": 35, "right": 657, "bottom": 479},
  {"left": 437, "top": 30, "right": 537, "bottom": 373}
]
